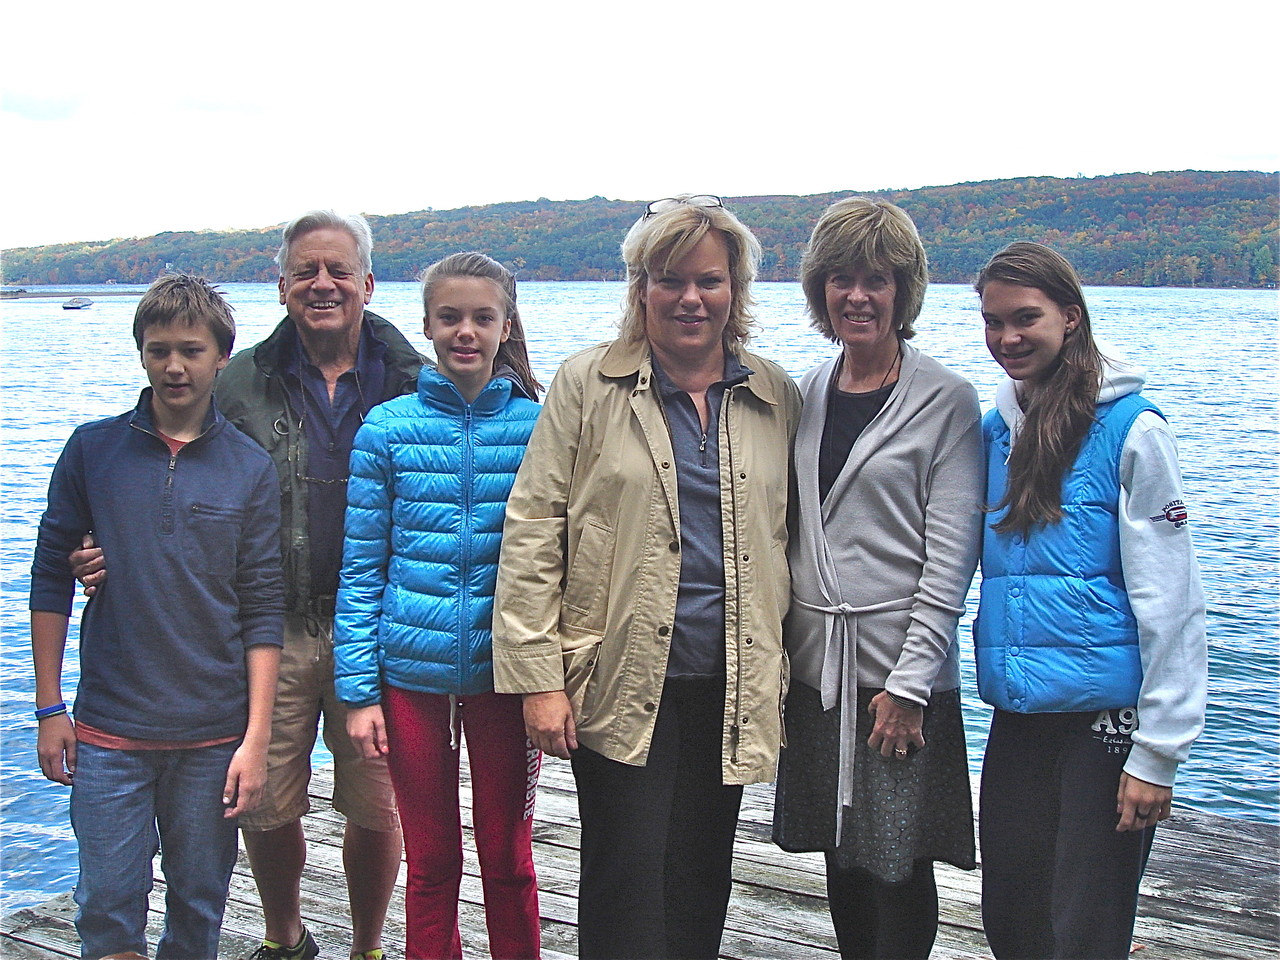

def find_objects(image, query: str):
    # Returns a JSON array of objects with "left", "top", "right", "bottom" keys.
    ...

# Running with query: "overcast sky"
[{"left": 3, "top": 0, "right": 1276, "bottom": 249}]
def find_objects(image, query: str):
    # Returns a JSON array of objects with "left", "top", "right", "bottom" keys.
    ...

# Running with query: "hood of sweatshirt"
[{"left": 994, "top": 338, "right": 1146, "bottom": 436}]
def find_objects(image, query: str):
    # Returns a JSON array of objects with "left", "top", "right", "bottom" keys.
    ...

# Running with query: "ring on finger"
[{"left": 894, "top": 747, "right": 908, "bottom": 758}]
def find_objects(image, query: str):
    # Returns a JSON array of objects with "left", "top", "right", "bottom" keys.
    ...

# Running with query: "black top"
[{"left": 818, "top": 380, "right": 894, "bottom": 501}]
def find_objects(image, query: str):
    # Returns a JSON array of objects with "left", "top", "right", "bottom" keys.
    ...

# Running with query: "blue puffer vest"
[
  {"left": 975, "top": 393, "right": 1160, "bottom": 713},
  {"left": 335, "top": 367, "right": 540, "bottom": 704}
]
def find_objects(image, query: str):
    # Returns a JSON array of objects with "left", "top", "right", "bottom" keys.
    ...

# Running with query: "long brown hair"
[
  {"left": 976, "top": 242, "right": 1103, "bottom": 535},
  {"left": 421, "top": 252, "right": 542, "bottom": 400}
]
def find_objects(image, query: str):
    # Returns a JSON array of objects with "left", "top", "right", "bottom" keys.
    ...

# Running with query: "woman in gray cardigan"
[{"left": 772, "top": 198, "right": 984, "bottom": 960}]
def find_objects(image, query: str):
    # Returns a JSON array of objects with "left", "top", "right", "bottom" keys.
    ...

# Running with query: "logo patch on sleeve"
[{"left": 1148, "top": 500, "right": 1189, "bottom": 527}]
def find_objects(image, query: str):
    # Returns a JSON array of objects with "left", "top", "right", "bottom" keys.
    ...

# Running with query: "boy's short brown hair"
[{"left": 132, "top": 274, "right": 236, "bottom": 355}]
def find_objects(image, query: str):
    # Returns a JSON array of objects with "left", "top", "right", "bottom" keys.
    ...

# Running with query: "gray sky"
[{"left": 3, "top": 0, "right": 1276, "bottom": 249}]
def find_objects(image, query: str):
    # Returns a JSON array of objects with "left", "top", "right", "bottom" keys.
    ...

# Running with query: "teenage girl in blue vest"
[
  {"left": 973, "top": 242, "right": 1207, "bottom": 960},
  {"left": 333, "top": 252, "right": 543, "bottom": 960}
]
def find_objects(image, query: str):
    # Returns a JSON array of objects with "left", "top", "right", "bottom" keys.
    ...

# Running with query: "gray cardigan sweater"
[{"left": 785, "top": 343, "right": 983, "bottom": 811}]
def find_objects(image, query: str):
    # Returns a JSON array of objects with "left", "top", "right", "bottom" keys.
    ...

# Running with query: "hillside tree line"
[{"left": 3, "top": 171, "right": 1275, "bottom": 289}]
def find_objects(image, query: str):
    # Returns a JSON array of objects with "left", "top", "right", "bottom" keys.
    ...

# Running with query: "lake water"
[{"left": 2, "top": 281, "right": 1276, "bottom": 913}]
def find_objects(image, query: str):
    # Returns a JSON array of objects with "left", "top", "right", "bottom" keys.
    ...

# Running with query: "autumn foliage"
[{"left": 3, "top": 171, "right": 1275, "bottom": 289}]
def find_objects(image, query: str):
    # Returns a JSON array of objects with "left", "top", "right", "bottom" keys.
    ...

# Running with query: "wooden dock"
[{"left": 3, "top": 758, "right": 1276, "bottom": 959}]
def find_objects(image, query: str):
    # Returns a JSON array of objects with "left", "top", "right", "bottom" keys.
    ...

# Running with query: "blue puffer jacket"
[
  {"left": 975, "top": 392, "right": 1158, "bottom": 713},
  {"left": 334, "top": 367, "right": 540, "bottom": 705}
]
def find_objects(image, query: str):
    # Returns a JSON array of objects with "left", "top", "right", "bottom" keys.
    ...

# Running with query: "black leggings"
[
  {"left": 825, "top": 856, "right": 938, "bottom": 960},
  {"left": 980, "top": 709, "right": 1155, "bottom": 960}
]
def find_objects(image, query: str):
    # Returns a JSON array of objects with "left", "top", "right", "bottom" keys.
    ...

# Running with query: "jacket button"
[
  {"left": 657, "top": 625, "right": 670, "bottom": 637},
  {"left": 744, "top": 636, "right": 754, "bottom": 646},
  {"left": 644, "top": 701, "right": 656, "bottom": 712},
  {"left": 669, "top": 540, "right": 679, "bottom": 552},
  {"left": 631, "top": 391, "right": 639, "bottom": 398},
  {"left": 742, "top": 554, "right": 750, "bottom": 562},
  {"left": 740, "top": 715, "right": 750, "bottom": 726},
  {"left": 661, "top": 461, "right": 671, "bottom": 469},
  {"left": 640, "top": 376, "right": 648, "bottom": 385},
  {"left": 739, "top": 472, "right": 747, "bottom": 480}
]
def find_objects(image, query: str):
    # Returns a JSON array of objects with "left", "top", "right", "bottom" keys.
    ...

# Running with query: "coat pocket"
[
  {"left": 770, "top": 538, "right": 791, "bottom": 622},
  {"left": 561, "top": 519, "right": 613, "bottom": 634}
]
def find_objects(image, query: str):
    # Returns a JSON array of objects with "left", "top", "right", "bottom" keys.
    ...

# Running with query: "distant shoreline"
[
  {"left": 2, "top": 289, "right": 145, "bottom": 300},
  {"left": 2, "top": 280, "right": 1272, "bottom": 299}
]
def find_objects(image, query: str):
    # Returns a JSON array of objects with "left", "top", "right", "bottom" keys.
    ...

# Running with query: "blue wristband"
[{"left": 35, "top": 702, "right": 68, "bottom": 720}]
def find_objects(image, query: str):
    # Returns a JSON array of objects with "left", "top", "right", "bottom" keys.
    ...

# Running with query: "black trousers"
[
  {"left": 980, "top": 709, "right": 1156, "bottom": 960},
  {"left": 825, "top": 856, "right": 939, "bottom": 960},
  {"left": 570, "top": 677, "right": 743, "bottom": 960}
]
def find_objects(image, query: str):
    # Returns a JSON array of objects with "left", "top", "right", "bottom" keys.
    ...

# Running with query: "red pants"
[{"left": 382, "top": 687, "right": 541, "bottom": 960}]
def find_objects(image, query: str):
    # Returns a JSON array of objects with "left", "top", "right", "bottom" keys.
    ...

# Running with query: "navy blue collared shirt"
[
  {"left": 283, "top": 321, "right": 387, "bottom": 598},
  {"left": 651, "top": 352, "right": 752, "bottom": 678}
]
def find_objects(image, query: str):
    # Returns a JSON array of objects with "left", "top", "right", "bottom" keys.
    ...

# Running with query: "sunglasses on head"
[{"left": 642, "top": 195, "right": 724, "bottom": 220}]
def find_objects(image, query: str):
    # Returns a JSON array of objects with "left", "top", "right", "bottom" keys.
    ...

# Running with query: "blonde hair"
[{"left": 618, "top": 198, "right": 761, "bottom": 347}]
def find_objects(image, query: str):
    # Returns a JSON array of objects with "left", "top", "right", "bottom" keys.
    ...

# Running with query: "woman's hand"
[
  {"left": 867, "top": 691, "right": 925, "bottom": 760},
  {"left": 523, "top": 691, "right": 577, "bottom": 759},
  {"left": 346, "top": 704, "right": 390, "bottom": 760},
  {"left": 1116, "top": 771, "right": 1172, "bottom": 831},
  {"left": 37, "top": 714, "right": 77, "bottom": 785}
]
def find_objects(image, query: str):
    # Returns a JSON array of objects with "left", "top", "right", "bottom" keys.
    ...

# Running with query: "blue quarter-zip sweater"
[
  {"left": 335, "top": 367, "right": 541, "bottom": 705},
  {"left": 29, "top": 389, "right": 284, "bottom": 741},
  {"left": 975, "top": 392, "right": 1159, "bottom": 713}
]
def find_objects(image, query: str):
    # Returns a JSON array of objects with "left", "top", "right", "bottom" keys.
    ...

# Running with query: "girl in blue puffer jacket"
[{"left": 334, "top": 252, "right": 543, "bottom": 960}]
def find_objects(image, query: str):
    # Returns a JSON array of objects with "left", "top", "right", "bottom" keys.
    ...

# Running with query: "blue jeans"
[{"left": 70, "top": 740, "right": 240, "bottom": 960}]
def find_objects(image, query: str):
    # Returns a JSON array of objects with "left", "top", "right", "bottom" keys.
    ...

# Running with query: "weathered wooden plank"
[
  {"left": 6, "top": 756, "right": 1276, "bottom": 960},
  {"left": 0, "top": 894, "right": 80, "bottom": 959}
]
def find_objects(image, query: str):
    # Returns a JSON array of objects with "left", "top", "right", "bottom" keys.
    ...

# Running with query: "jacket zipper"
[
  {"left": 131, "top": 422, "right": 202, "bottom": 535},
  {"left": 459, "top": 403, "right": 475, "bottom": 687}
]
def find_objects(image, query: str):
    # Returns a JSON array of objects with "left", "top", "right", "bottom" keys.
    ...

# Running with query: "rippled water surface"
[{"left": 2, "top": 282, "right": 1275, "bottom": 912}]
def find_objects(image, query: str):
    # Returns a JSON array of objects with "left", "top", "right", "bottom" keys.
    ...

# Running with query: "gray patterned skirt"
[{"left": 772, "top": 680, "right": 976, "bottom": 884}]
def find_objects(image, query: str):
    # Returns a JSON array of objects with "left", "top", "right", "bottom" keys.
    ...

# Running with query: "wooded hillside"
[{"left": 4, "top": 171, "right": 1275, "bottom": 288}]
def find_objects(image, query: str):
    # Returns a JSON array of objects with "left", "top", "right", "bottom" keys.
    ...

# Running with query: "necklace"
[{"left": 876, "top": 339, "right": 902, "bottom": 392}]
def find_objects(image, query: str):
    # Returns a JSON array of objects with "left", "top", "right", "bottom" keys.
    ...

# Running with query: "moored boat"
[{"left": 62, "top": 297, "right": 93, "bottom": 309}]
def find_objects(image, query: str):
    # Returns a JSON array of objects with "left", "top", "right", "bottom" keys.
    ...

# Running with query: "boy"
[{"left": 29, "top": 274, "right": 284, "bottom": 960}]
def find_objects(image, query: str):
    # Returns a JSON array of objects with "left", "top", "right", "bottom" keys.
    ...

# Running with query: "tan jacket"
[{"left": 493, "top": 337, "right": 801, "bottom": 784}]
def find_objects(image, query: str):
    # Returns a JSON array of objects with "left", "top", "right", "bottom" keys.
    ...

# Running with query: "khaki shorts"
[{"left": 238, "top": 614, "right": 398, "bottom": 833}]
